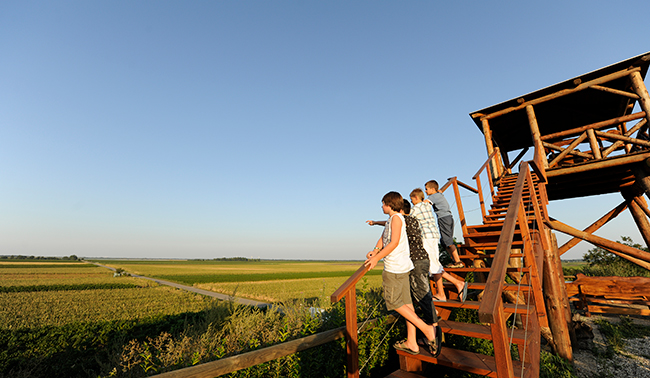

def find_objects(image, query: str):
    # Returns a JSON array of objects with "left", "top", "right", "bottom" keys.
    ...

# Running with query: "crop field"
[
  {"left": 95, "top": 259, "right": 384, "bottom": 304},
  {"left": 0, "top": 260, "right": 217, "bottom": 329}
]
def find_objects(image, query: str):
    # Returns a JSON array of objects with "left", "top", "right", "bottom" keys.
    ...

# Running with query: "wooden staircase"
[{"left": 390, "top": 164, "right": 549, "bottom": 377}]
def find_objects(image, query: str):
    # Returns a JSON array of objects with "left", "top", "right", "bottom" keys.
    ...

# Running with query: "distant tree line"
[
  {"left": 195, "top": 257, "right": 261, "bottom": 262},
  {"left": 0, "top": 255, "right": 79, "bottom": 261}
]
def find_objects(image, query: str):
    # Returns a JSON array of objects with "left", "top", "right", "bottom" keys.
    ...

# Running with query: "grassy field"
[
  {"left": 0, "top": 260, "right": 217, "bottom": 329},
  {"left": 1, "top": 258, "right": 386, "bottom": 377},
  {"left": 93, "top": 259, "right": 384, "bottom": 305}
]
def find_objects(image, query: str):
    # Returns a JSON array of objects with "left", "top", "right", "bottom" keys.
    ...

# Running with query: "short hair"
[
  {"left": 425, "top": 180, "right": 439, "bottom": 191},
  {"left": 410, "top": 188, "right": 425, "bottom": 200},
  {"left": 382, "top": 191, "right": 403, "bottom": 212},
  {"left": 402, "top": 199, "right": 411, "bottom": 214}
]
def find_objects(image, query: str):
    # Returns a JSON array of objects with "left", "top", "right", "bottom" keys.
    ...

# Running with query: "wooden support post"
[
  {"left": 586, "top": 128, "right": 602, "bottom": 159},
  {"left": 344, "top": 289, "right": 359, "bottom": 378},
  {"left": 482, "top": 118, "right": 502, "bottom": 180},
  {"left": 622, "top": 189, "right": 650, "bottom": 251},
  {"left": 542, "top": 231, "right": 573, "bottom": 361},
  {"left": 526, "top": 105, "right": 549, "bottom": 177},
  {"left": 451, "top": 178, "right": 468, "bottom": 236},
  {"left": 634, "top": 196, "right": 650, "bottom": 218},
  {"left": 632, "top": 159, "right": 650, "bottom": 204},
  {"left": 552, "top": 232, "right": 577, "bottom": 347},
  {"left": 475, "top": 174, "right": 487, "bottom": 221},
  {"left": 630, "top": 71, "right": 650, "bottom": 125}
]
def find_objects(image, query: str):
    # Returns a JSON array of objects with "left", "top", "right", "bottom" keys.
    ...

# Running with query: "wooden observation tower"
[
  {"left": 470, "top": 51, "right": 650, "bottom": 266},
  {"left": 334, "top": 52, "right": 650, "bottom": 378}
]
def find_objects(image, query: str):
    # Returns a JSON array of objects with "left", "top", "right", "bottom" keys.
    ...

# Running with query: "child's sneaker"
[{"left": 445, "top": 261, "right": 464, "bottom": 269}]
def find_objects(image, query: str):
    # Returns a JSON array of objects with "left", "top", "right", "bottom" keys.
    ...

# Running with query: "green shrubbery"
[
  {"left": 563, "top": 236, "right": 650, "bottom": 278},
  {"left": 0, "top": 284, "right": 405, "bottom": 378}
]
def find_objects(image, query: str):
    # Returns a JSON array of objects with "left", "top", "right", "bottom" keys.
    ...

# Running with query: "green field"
[
  {"left": 94, "top": 259, "right": 383, "bottom": 305},
  {"left": 0, "top": 258, "right": 387, "bottom": 378},
  {"left": 0, "top": 261, "right": 216, "bottom": 329}
]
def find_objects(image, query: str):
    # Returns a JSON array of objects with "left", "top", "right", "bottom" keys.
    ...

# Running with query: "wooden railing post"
[
  {"left": 450, "top": 178, "right": 468, "bottom": 236},
  {"left": 490, "top": 297, "right": 515, "bottom": 378},
  {"left": 331, "top": 264, "right": 370, "bottom": 378},
  {"left": 344, "top": 289, "right": 359, "bottom": 378}
]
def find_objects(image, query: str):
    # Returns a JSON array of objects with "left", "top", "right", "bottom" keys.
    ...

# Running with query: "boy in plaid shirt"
[{"left": 410, "top": 188, "right": 467, "bottom": 302}]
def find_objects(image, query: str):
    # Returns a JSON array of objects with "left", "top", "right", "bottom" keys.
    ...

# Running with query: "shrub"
[{"left": 579, "top": 236, "right": 650, "bottom": 278}]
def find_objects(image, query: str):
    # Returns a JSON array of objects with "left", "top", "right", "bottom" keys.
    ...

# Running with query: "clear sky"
[{"left": 2, "top": 1, "right": 649, "bottom": 260}]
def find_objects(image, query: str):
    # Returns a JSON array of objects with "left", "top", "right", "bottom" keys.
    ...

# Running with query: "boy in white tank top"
[{"left": 365, "top": 191, "right": 441, "bottom": 356}]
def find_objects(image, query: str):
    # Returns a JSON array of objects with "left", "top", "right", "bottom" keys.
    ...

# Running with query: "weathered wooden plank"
[
  {"left": 585, "top": 305, "right": 650, "bottom": 316},
  {"left": 567, "top": 274, "right": 650, "bottom": 297}
]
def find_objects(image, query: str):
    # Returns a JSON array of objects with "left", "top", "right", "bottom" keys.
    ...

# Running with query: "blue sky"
[{"left": 1, "top": 1, "right": 649, "bottom": 260}]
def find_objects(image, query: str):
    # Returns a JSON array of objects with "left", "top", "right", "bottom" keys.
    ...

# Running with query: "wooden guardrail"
[
  {"left": 330, "top": 263, "right": 371, "bottom": 378},
  {"left": 152, "top": 287, "right": 394, "bottom": 378},
  {"left": 477, "top": 161, "right": 546, "bottom": 378},
  {"left": 440, "top": 147, "right": 508, "bottom": 230}
]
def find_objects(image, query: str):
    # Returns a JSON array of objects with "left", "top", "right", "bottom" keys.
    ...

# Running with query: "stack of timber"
[{"left": 566, "top": 273, "right": 650, "bottom": 316}]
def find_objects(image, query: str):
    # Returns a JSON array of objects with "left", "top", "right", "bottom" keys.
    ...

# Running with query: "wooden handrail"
[
  {"left": 151, "top": 315, "right": 398, "bottom": 378},
  {"left": 478, "top": 163, "right": 528, "bottom": 324},
  {"left": 478, "top": 161, "right": 549, "bottom": 378},
  {"left": 331, "top": 264, "right": 370, "bottom": 302},
  {"left": 455, "top": 179, "right": 478, "bottom": 194},
  {"left": 472, "top": 148, "right": 500, "bottom": 180}
]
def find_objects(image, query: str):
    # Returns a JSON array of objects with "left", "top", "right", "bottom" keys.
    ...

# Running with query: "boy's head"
[
  {"left": 401, "top": 199, "right": 411, "bottom": 215},
  {"left": 425, "top": 180, "right": 439, "bottom": 195},
  {"left": 410, "top": 188, "right": 425, "bottom": 204},
  {"left": 382, "top": 191, "right": 403, "bottom": 213}
]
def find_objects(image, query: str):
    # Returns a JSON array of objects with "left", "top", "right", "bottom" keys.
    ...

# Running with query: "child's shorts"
[
  {"left": 438, "top": 215, "right": 455, "bottom": 247},
  {"left": 423, "top": 237, "right": 444, "bottom": 275},
  {"left": 382, "top": 270, "right": 412, "bottom": 311}
]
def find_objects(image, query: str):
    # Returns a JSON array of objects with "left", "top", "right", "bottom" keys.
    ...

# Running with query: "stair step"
[
  {"left": 459, "top": 252, "right": 524, "bottom": 258},
  {"left": 429, "top": 298, "right": 533, "bottom": 314},
  {"left": 440, "top": 282, "right": 532, "bottom": 292},
  {"left": 385, "top": 370, "right": 425, "bottom": 378},
  {"left": 460, "top": 241, "right": 524, "bottom": 250},
  {"left": 396, "top": 346, "right": 527, "bottom": 378},
  {"left": 444, "top": 267, "right": 529, "bottom": 273},
  {"left": 464, "top": 230, "right": 523, "bottom": 238},
  {"left": 438, "top": 319, "right": 526, "bottom": 343}
]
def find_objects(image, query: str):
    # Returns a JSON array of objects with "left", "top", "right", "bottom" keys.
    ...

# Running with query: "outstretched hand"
[{"left": 366, "top": 220, "right": 375, "bottom": 225}]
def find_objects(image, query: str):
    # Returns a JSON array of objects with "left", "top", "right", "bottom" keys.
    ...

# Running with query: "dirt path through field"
[{"left": 88, "top": 261, "right": 270, "bottom": 309}]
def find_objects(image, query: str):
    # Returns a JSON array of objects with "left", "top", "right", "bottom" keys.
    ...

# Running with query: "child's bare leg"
[
  {"left": 432, "top": 273, "right": 445, "bottom": 300},
  {"left": 395, "top": 303, "right": 435, "bottom": 351},
  {"left": 442, "top": 271, "right": 465, "bottom": 294},
  {"left": 447, "top": 244, "right": 461, "bottom": 264}
]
